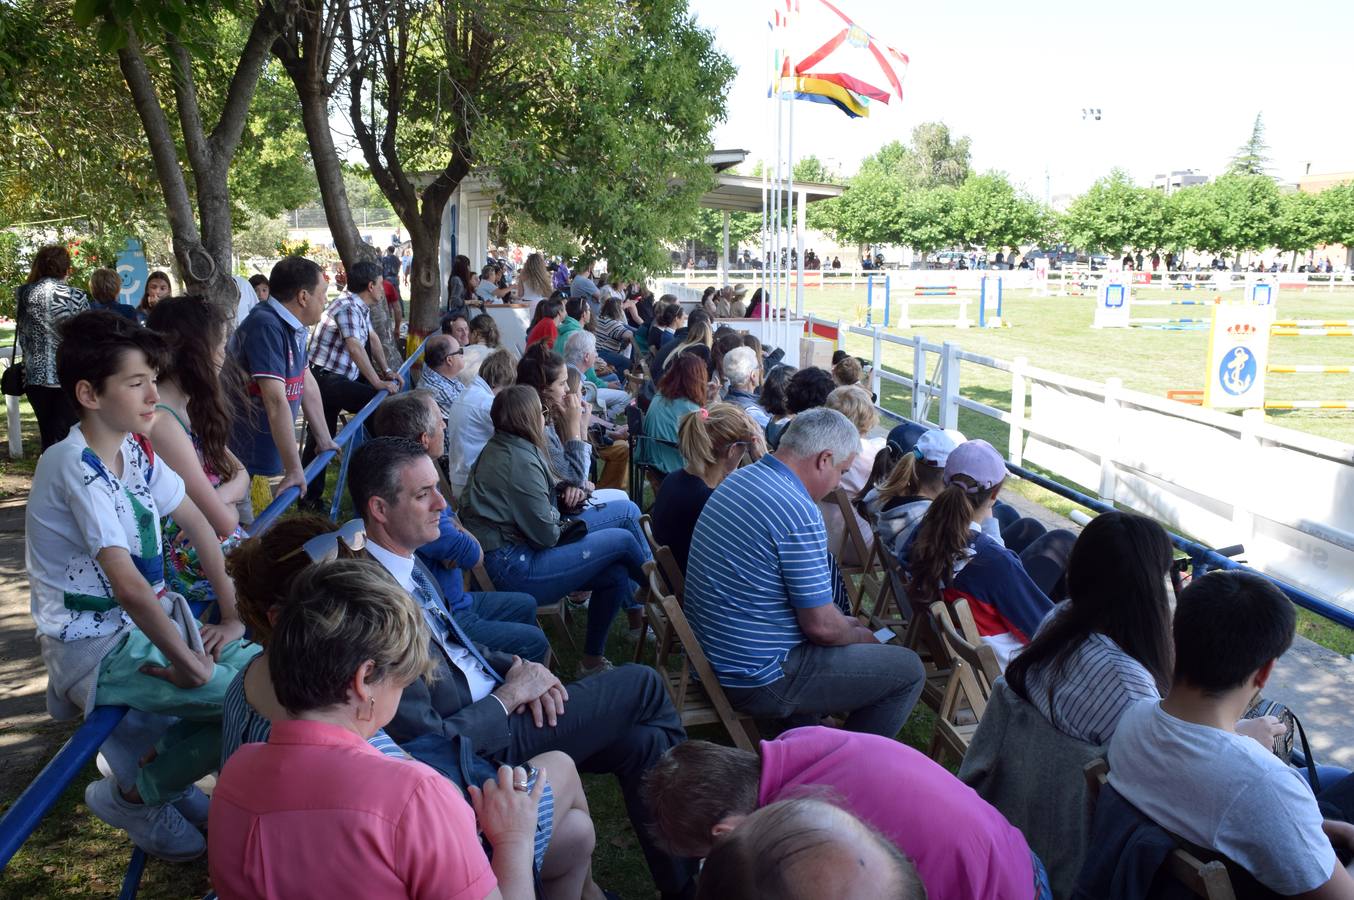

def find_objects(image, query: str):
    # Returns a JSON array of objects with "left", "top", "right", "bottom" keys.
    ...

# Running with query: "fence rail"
[
  {"left": 807, "top": 313, "right": 1354, "bottom": 632},
  {"left": 0, "top": 335, "right": 433, "bottom": 892}
]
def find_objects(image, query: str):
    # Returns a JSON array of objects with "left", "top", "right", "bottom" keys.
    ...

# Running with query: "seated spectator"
[
  {"left": 563, "top": 330, "right": 629, "bottom": 421},
  {"left": 646, "top": 727, "right": 1043, "bottom": 900},
  {"left": 227, "top": 256, "right": 338, "bottom": 514},
  {"left": 654, "top": 314, "right": 712, "bottom": 379},
  {"left": 518, "top": 343, "right": 593, "bottom": 487},
  {"left": 568, "top": 260, "right": 600, "bottom": 310},
  {"left": 710, "top": 331, "right": 745, "bottom": 384},
  {"left": 698, "top": 286, "right": 718, "bottom": 319},
  {"left": 301, "top": 259, "right": 401, "bottom": 505},
  {"left": 647, "top": 302, "right": 684, "bottom": 356},
  {"left": 86, "top": 268, "right": 139, "bottom": 321},
  {"left": 651, "top": 402, "right": 765, "bottom": 572},
  {"left": 695, "top": 797, "right": 926, "bottom": 900},
  {"left": 447, "top": 348, "right": 515, "bottom": 497},
  {"left": 146, "top": 297, "right": 250, "bottom": 602},
  {"left": 640, "top": 355, "right": 708, "bottom": 476},
  {"left": 684, "top": 408, "right": 925, "bottom": 736},
  {"left": 442, "top": 311, "right": 472, "bottom": 347},
  {"left": 765, "top": 366, "right": 834, "bottom": 451},
  {"left": 728, "top": 286, "right": 748, "bottom": 318},
  {"left": 867, "top": 428, "right": 966, "bottom": 560},
  {"left": 208, "top": 557, "right": 541, "bottom": 900},
  {"left": 468, "top": 312, "right": 500, "bottom": 349},
  {"left": 744, "top": 287, "right": 764, "bottom": 319},
  {"left": 417, "top": 333, "right": 465, "bottom": 469},
  {"left": 517, "top": 252, "right": 552, "bottom": 312},
  {"left": 759, "top": 363, "right": 796, "bottom": 448},
  {"left": 135, "top": 269, "right": 170, "bottom": 324},
  {"left": 1005, "top": 512, "right": 1174, "bottom": 745},
  {"left": 351, "top": 435, "right": 696, "bottom": 898},
  {"left": 832, "top": 355, "right": 864, "bottom": 389},
  {"left": 526, "top": 295, "right": 565, "bottom": 349},
  {"left": 247, "top": 274, "right": 269, "bottom": 303},
  {"left": 459, "top": 391, "right": 650, "bottom": 676},
  {"left": 721, "top": 345, "right": 770, "bottom": 428},
  {"left": 1107, "top": 571, "right": 1354, "bottom": 896},
  {"left": 558, "top": 365, "right": 632, "bottom": 498},
  {"left": 819, "top": 385, "right": 885, "bottom": 567},
  {"left": 903, "top": 439, "right": 1060, "bottom": 669},
  {"left": 595, "top": 297, "right": 635, "bottom": 375},
  {"left": 368, "top": 391, "right": 549, "bottom": 663},
  {"left": 31, "top": 312, "right": 257, "bottom": 860},
  {"left": 17, "top": 245, "right": 88, "bottom": 450}
]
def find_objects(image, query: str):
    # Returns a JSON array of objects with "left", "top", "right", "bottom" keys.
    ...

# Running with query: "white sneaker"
[
  {"left": 84, "top": 777, "right": 205, "bottom": 862},
  {"left": 172, "top": 785, "right": 210, "bottom": 830}
]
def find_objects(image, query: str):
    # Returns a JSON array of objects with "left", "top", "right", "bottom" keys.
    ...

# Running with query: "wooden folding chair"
[
  {"left": 1084, "top": 760, "right": 1237, "bottom": 900},
  {"left": 633, "top": 515, "right": 685, "bottom": 663},
  {"left": 828, "top": 487, "right": 883, "bottom": 618},
  {"left": 643, "top": 561, "right": 759, "bottom": 751},
  {"left": 470, "top": 563, "right": 570, "bottom": 667},
  {"left": 927, "top": 598, "right": 1001, "bottom": 766},
  {"left": 876, "top": 550, "right": 952, "bottom": 709}
]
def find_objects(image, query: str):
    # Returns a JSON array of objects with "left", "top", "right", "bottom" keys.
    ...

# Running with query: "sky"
[{"left": 686, "top": 0, "right": 1354, "bottom": 198}]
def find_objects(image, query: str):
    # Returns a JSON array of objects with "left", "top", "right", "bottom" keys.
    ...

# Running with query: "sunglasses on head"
[{"left": 278, "top": 518, "right": 367, "bottom": 564}]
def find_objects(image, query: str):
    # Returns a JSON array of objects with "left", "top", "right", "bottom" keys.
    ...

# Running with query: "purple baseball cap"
[{"left": 943, "top": 439, "right": 1007, "bottom": 491}]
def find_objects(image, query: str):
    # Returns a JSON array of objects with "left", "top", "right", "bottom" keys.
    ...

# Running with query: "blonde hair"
[
  {"left": 825, "top": 385, "right": 878, "bottom": 436},
  {"left": 832, "top": 356, "right": 864, "bottom": 386},
  {"left": 519, "top": 253, "right": 552, "bottom": 298},
  {"left": 268, "top": 558, "right": 435, "bottom": 715},
  {"left": 677, "top": 402, "right": 763, "bottom": 479},
  {"left": 89, "top": 268, "right": 122, "bottom": 303},
  {"left": 669, "top": 318, "right": 714, "bottom": 361}
]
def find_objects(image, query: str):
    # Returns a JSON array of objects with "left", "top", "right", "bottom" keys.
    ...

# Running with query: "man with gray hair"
[
  {"left": 563, "top": 329, "right": 629, "bottom": 420},
  {"left": 683, "top": 408, "right": 925, "bottom": 737},
  {"left": 722, "top": 345, "right": 769, "bottom": 428},
  {"left": 417, "top": 333, "right": 465, "bottom": 468}
]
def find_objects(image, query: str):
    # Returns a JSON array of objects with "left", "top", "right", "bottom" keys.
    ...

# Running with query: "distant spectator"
[
  {"left": 525, "top": 295, "right": 565, "bottom": 349},
  {"left": 517, "top": 252, "right": 552, "bottom": 312},
  {"left": 17, "top": 244, "right": 88, "bottom": 449},
  {"left": 721, "top": 346, "right": 770, "bottom": 428},
  {"left": 759, "top": 364, "right": 797, "bottom": 448},
  {"left": 86, "top": 267, "right": 138, "bottom": 322},
  {"left": 446, "top": 348, "right": 515, "bottom": 497},
  {"left": 248, "top": 274, "right": 269, "bottom": 302},
  {"left": 820, "top": 386, "right": 885, "bottom": 567},
  {"left": 417, "top": 334, "right": 465, "bottom": 467},
  {"left": 135, "top": 270, "right": 171, "bottom": 324}
]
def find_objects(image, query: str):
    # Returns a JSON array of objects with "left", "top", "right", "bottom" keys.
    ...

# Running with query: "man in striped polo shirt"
[{"left": 684, "top": 408, "right": 926, "bottom": 737}]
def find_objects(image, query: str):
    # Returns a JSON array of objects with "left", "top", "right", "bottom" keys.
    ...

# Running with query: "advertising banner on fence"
[
  {"left": 1203, "top": 304, "right": 1275, "bottom": 409},
  {"left": 1092, "top": 279, "right": 1131, "bottom": 328},
  {"left": 115, "top": 237, "right": 148, "bottom": 307}
]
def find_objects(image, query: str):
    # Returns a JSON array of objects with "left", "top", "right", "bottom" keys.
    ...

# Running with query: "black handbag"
[
  {"left": 3, "top": 287, "right": 24, "bottom": 396},
  {"left": 555, "top": 517, "right": 588, "bottom": 545}
]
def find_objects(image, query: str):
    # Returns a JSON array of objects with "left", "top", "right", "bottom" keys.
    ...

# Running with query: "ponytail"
[
  {"left": 906, "top": 479, "right": 990, "bottom": 605},
  {"left": 678, "top": 402, "right": 759, "bottom": 479}
]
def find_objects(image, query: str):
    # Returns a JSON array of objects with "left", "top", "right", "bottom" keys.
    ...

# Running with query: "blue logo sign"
[
  {"left": 1219, "top": 346, "right": 1256, "bottom": 396},
  {"left": 114, "top": 238, "right": 148, "bottom": 305}
]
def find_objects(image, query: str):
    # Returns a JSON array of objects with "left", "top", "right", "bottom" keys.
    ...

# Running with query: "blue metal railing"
[
  {"left": 0, "top": 334, "right": 431, "bottom": 887},
  {"left": 877, "top": 406, "right": 1354, "bottom": 632}
]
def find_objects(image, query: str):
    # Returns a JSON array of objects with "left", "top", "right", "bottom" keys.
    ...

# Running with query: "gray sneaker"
[
  {"left": 576, "top": 657, "right": 616, "bottom": 679},
  {"left": 172, "top": 785, "right": 210, "bottom": 830},
  {"left": 84, "top": 777, "right": 205, "bottom": 862}
]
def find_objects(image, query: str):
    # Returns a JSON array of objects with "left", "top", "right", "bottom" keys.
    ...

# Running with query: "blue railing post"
[{"left": 980, "top": 276, "right": 988, "bottom": 327}]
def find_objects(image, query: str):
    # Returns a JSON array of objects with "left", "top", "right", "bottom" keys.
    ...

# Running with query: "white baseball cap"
[{"left": 914, "top": 428, "right": 966, "bottom": 467}]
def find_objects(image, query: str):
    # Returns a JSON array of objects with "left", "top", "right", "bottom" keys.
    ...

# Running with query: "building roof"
[{"left": 699, "top": 173, "right": 846, "bottom": 213}]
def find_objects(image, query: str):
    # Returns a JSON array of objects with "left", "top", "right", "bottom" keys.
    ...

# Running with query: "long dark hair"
[
  {"left": 516, "top": 341, "right": 567, "bottom": 427},
  {"left": 146, "top": 296, "right": 242, "bottom": 481},
  {"left": 906, "top": 478, "right": 996, "bottom": 605},
  {"left": 1006, "top": 512, "right": 1175, "bottom": 701},
  {"left": 449, "top": 254, "right": 473, "bottom": 297}
]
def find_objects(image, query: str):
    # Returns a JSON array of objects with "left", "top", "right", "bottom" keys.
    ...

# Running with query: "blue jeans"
[
  {"left": 579, "top": 498, "right": 651, "bottom": 611},
  {"left": 597, "top": 348, "right": 632, "bottom": 376},
  {"left": 484, "top": 529, "right": 649, "bottom": 657},
  {"left": 722, "top": 641, "right": 926, "bottom": 738},
  {"left": 458, "top": 591, "right": 550, "bottom": 663}
]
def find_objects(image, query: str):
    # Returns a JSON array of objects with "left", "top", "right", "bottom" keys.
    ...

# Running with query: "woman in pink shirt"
[{"left": 208, "top": 559, "right": 540, "bottom": 900}]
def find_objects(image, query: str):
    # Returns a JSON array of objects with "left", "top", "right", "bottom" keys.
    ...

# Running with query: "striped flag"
[{"left": 770, "top": 0, "right": 908, "bottom": 118}]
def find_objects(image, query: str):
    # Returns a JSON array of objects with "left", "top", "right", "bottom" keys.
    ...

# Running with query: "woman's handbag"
[
  {"left": 3, "top": 287, "right": 24, "bottom": 396},
  {"left": 1243, "top": 696, "right": 1320, "bottom": 793},
  {"left": 555, "top": 517, "right": 588, "bottom": 545}
]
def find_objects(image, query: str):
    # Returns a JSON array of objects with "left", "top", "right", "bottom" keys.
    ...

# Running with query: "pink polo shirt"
[
  {"left": 208, "top": 719, "right": 496, "bottom": 900},
  {"left": 759, "top": 727, "right": 1035, "bottom": 900}
]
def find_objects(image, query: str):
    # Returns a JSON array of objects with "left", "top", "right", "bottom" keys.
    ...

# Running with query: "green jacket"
[{"left": 460, "top": 431, "right": 560, "bottom": 552}]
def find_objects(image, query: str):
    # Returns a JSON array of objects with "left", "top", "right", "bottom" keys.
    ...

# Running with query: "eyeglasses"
[
  {"left": 278, "top": 518, "right": 367, "bottom": 564},
  {"left": 448, "top": 349, "right": 464, "bottom": 357}
]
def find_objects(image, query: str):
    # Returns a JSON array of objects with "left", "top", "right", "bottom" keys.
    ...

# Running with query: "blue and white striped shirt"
[
  {"left": 684, "top": 455, "right": 834, "bottom": 689},
  {"left": 1023, "top": 624, "right": 1161, "bottom": 745}
]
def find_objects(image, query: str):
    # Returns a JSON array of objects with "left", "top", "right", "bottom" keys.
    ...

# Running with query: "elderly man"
[
  {"left": 683, "top": 408, "right": 925, "bottom": 736},
  {"left": 562, "top": 329, "right": 630, "bottom": 421},
  {"left": 417, "top": 334, "right": 465, "bottom": 467},
  {"left": 347, "top": 437, "right": 700, "bottom": 899},
  {"left": 722, "top": 346, "right": 769, "bottom": 428},
  {"left": 366, "top": 391, "right": 549, "bottom": 663}
]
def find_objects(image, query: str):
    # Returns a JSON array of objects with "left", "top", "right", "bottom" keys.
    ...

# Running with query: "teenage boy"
[
  {"left": 1109, "top": 571, "right": 1354, "bottom": 897},
  {"left": 228, "top": 256, "right": 338, "bottom": 510},
  {"left": 27, "top": 311, "right": 259, "bottom": 860}
]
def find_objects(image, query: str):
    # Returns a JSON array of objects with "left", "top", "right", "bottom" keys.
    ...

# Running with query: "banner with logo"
[
  {"left": 115, "top": 237, "right": 149, "bottom": 306},
  {"left": 1246, "top": 274, "right": 1278, "bottom": 307},
  {"left": 1203, "top": 304, "right": 1274, "bottom": 409},
  {"left": 1092, "top": 278, "right": 1131, "bottom": 328}
]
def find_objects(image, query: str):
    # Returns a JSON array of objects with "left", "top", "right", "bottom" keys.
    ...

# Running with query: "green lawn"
[{"left": 796, "top": 284, "right": 1354, "bottom": 445}]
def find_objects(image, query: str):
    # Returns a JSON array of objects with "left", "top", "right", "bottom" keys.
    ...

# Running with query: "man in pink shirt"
[{"left": 643, "top": 726, "right": 1048, "bottom": 900}]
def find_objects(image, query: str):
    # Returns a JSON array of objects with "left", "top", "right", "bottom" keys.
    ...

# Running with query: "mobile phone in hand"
[{"left": 873, "top": 627, "right": 894, "bottom": 644}]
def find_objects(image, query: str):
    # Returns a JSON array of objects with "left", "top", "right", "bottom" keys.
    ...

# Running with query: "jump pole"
[{"left": 883, "top": 275, "right": 891, "bottom": 328}]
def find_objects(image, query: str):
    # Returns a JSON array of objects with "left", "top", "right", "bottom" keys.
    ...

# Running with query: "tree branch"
[
  {"left": 207, "top": 1, "right": 285, "bottom": 166},
  {"left": 165, "top": 37, "right": 213, "bottom": 177}
]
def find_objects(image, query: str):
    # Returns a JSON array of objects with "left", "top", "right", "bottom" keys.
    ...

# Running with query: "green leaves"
[{"left": 1063, "top": 169, "right": 1167, "bottom": 254}]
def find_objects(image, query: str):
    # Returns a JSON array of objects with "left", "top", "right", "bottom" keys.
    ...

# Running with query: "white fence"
[{"left": 804, "top": 314, "right": 1354, "bottom": 618}]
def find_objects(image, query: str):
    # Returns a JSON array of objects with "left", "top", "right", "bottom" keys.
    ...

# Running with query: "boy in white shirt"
[
  {"left": 1109, "top": 571, "right": 1354, "bottom": 897},
  {"left": 27, "top": 311, "right": 259, "bottom": 861}
]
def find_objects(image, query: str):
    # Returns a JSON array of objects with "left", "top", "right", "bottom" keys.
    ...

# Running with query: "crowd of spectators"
[{"left": 12, "top": 244, "right": 1354, "bottom": 899}]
